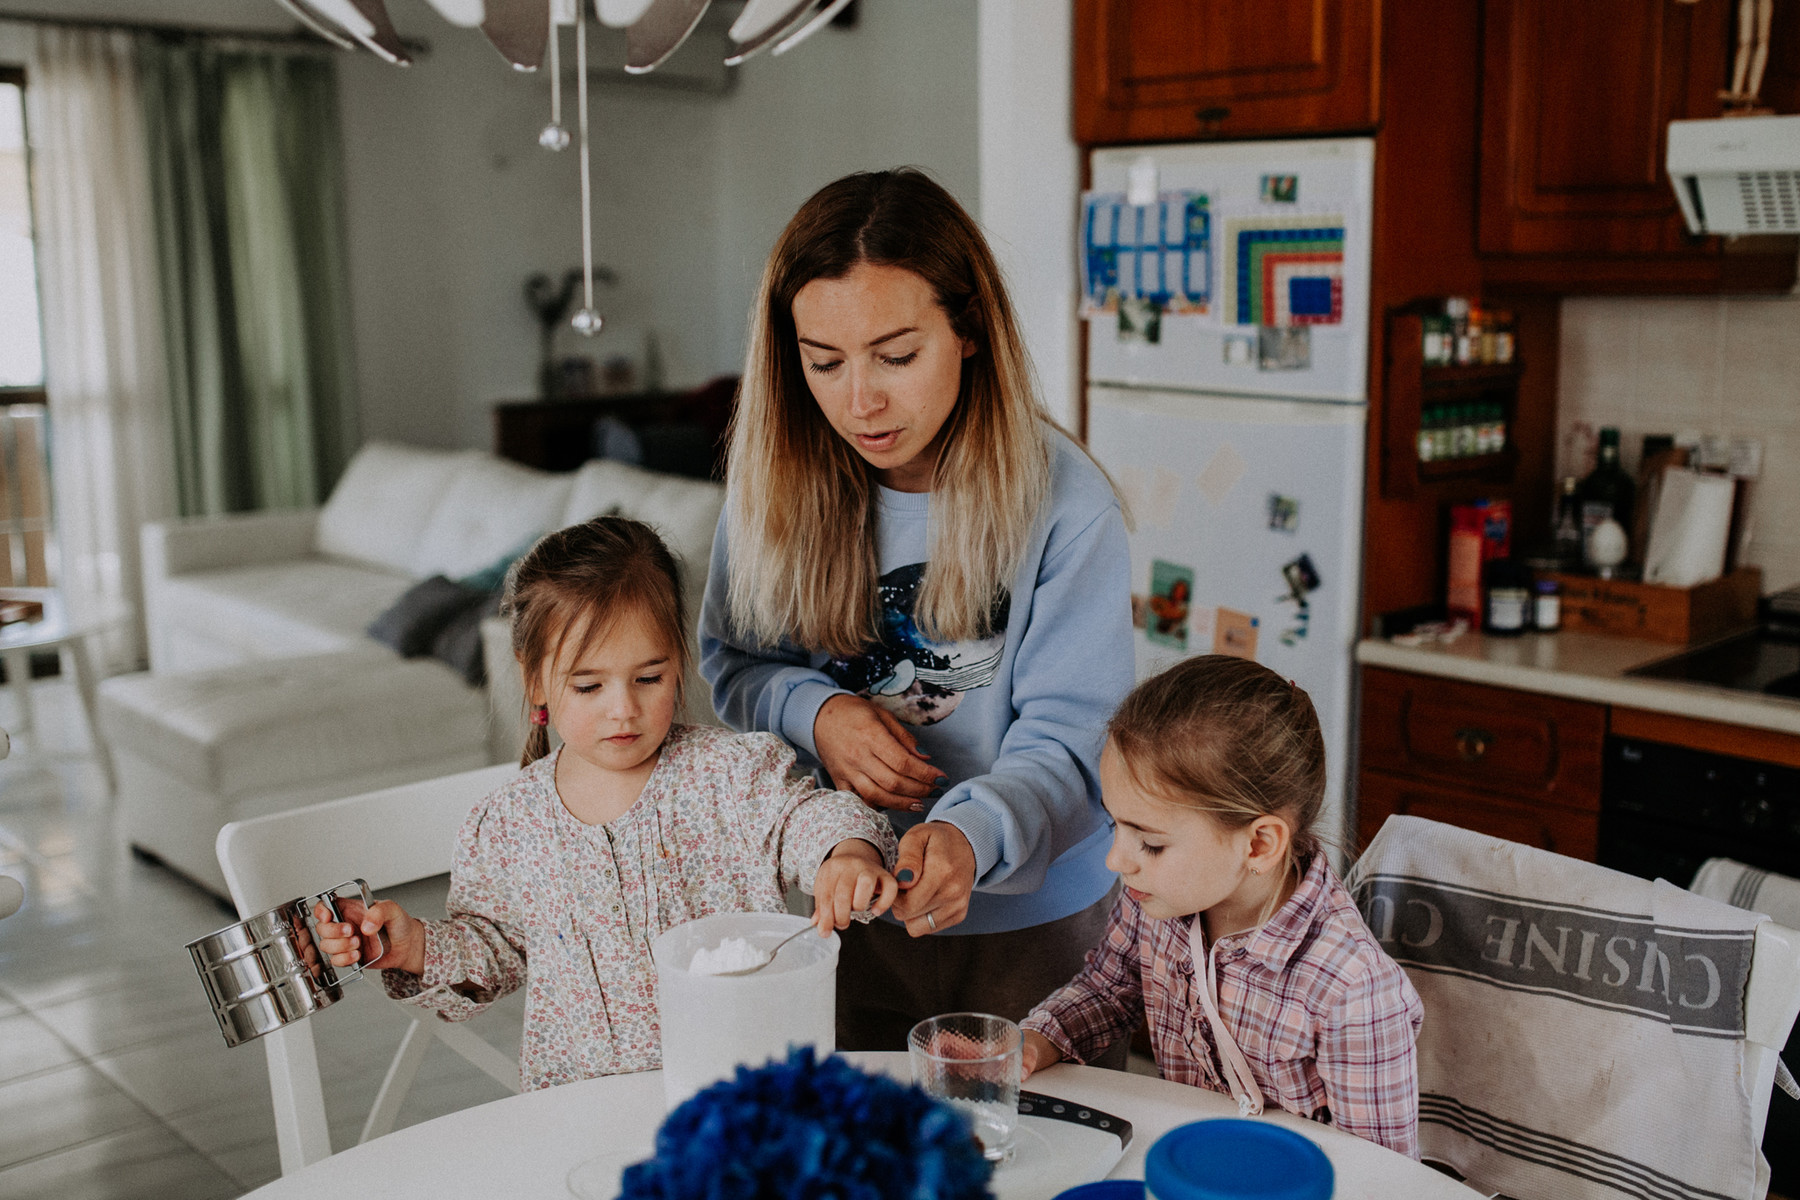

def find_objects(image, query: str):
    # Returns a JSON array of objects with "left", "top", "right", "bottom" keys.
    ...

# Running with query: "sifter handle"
[{"left": 311, "top": 879, "right": 386, "bottom": 984}]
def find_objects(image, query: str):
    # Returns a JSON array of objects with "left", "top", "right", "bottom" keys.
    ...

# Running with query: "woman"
[{"left": 699, "top": 168, "right": 1134, "bottom": 1052}]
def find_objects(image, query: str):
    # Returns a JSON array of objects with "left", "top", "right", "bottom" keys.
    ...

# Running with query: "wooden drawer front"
[
  {"left": 1357, "top": 769, "right": 1599, "bottom": 862},
  {"left": 1360, "top": 667, "right": 1603, "bottom": 810}
]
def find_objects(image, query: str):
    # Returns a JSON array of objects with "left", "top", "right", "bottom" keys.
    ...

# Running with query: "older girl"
[
  {"left": 1021, "top": 656, "right": 1424, "bottom": 1156},
  {"left": 699, "top": 169, "right": 1134, "bottom": 1051}
]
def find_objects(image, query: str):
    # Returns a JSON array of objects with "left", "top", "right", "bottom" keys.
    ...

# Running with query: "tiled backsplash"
[{"left": 1558, "top": 293, "right": 1800, "bottom": 591}]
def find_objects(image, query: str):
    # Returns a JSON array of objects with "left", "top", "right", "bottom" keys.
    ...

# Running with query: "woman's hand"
[
  {"left": 813, "top": 694, "right": 943, "bottom": 811},
  {"left": 1021, "top": 1030, "right": 1062, "bottom": 1080},
  {"left": 889, "top": 821, "right": 976, "bottom": 936},
  {"left": 312, "top": 898, "right": 426, "bottom": 976},
  {"left": 811, "top": 839, "right": 899, "bottom": 934}
]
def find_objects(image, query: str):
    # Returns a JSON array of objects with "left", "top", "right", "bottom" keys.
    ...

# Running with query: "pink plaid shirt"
[{"left": 1023, "top": 852, "right": 1424, "bottom": 1157}]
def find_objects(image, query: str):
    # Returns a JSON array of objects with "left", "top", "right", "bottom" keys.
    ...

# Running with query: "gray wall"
[{"left": 0, "top": 0, "right": 980, "bottom": 454}]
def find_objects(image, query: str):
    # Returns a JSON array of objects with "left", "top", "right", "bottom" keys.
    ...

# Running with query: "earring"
[
  {"left": 1250, "top": 866, "right": 1261, "bottom": 876},
  {"left": 530, "top": 705, "right": 549, "bottom": 727}
]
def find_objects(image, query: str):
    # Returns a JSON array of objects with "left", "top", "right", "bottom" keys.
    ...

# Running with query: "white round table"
[
  {"left": 0, "top": 588, "right": 130, "bottom": 793},
  {"left": 242, "top": 1051, "right": 1478, "bottom": 1199}
]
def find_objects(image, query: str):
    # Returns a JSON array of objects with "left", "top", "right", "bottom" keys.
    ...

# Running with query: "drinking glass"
[{"left": 908, "top": 1012, "right": 1022, "bottom": 1163}]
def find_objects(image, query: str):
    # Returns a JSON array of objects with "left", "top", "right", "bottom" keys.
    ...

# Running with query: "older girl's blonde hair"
[
  {"left": 1108, "top": 655, "right": 1327, "bottom": 879},
  {"left": 724, "top": 168, "right": 1050, "bottom": 660}
]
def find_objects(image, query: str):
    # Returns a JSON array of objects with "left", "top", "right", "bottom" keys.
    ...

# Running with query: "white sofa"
[{"left": 110, "top": 442, "right": 725, "bottom": 893}]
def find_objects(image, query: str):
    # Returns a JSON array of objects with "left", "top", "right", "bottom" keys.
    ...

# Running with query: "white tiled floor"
[{"left": 0, "top": 678, "right": 524, "bottom": 1199}]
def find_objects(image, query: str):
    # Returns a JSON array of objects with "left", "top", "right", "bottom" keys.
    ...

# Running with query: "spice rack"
[{"left": 1379, "top": 311, "right": 1523, "bottom": 500}]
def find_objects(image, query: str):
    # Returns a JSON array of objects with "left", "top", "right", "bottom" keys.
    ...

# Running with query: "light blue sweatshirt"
[{"left": 698, "top": 431, "right": 1134, "bottom": 935}]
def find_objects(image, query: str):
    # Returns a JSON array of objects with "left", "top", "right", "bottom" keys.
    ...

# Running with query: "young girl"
[
  {"left": 1020, "top": 656, "right": 1425, "bottom": 1157},
  {"left": 315, "top": 516, "right": 899, "bottom": 1089},
  {"left": 699, "top": 168, "right": 1134, "bottom": 1052}
]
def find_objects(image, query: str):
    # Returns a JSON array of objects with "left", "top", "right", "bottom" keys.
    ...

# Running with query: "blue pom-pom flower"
[{"left": 618, "top": 1047, "right": 995, "bottom": 1200}]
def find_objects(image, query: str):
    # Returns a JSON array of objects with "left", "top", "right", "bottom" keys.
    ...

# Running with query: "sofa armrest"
[{"left": 141, "top": 508, "right": 322, "bottom": 582}]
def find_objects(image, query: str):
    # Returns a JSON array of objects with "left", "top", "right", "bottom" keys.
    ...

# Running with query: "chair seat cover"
[{"left": 1348, "top": 815, "right": 1765, "bottom": 1200}]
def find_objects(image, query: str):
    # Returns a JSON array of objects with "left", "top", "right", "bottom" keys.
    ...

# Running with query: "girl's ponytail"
[{"left": 521, "top": 710, "right": 552, "bottom": 768}]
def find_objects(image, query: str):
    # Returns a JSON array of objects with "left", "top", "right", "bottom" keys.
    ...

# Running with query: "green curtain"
[{"left": 139, "top": 38, "right": 358, "bottom": 517}]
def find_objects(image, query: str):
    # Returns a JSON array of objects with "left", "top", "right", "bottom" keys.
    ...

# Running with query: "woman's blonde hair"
[
  {"left": 1108, "top": 655, "right": 1327, "bottom": 878},
  {"left": 725, "top": 168, "right": 1050, "bottom": 660},
  {"left": 503, "top": 516, "right": 688, "bottom": 766}
]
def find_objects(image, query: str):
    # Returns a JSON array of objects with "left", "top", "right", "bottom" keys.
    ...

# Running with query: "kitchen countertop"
[{"left": 1355, "top": 630, "right": 1800, "bottom": 737}]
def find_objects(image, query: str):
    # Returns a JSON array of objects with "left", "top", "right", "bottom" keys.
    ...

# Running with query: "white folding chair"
[{"left": 216, "top": 762, "right": 520, "bottom": 1175}]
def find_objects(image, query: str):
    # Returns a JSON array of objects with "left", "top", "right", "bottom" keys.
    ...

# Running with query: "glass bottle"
[
  {"left": 1417, "top": 404, "right": 1438, "bottom": 463},
  {"left": 1552, "top": 476, "right": 1583, "bottom": 569},
  {"left": 1577, "top": 427, "right": 1636, "bottom": 569}
]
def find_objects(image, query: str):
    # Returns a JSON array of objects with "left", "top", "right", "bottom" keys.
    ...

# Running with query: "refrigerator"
[{"left": 1081, "top": 138, "right": 1375, "bottom": 860}]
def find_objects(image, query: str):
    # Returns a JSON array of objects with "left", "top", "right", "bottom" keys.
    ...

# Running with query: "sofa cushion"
[
  {"left": 156, "top": 558, "right": 415, "bottom": 664},
  {"left": 561, "top": 459, "right": 725, "bottom": 573},
  {"left": 432, "top": 591, "right": 504, "bottom": 686},
  {"left": 317, "top": 442, "right": 475, "bottom": 574},
  {"left": 413, "top": 456, "right": 572, "bottom": 579},
  {"left": 368, "top": 575, "right": 491, "bottom": 658},
  {"left": 100, "top": 651, "right": 488, "bottom": 797}
]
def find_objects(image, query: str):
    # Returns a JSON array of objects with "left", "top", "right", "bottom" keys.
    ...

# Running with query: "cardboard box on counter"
[{"left": 1546, "top": 567, "right": 1761, "bottom": 643}]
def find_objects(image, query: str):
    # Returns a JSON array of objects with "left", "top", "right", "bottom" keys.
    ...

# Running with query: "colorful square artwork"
[{"left": 1221, "top": 215, "right": 1346, "bottom": 328}]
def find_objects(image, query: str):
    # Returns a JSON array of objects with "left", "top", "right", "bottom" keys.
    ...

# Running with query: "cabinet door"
[
  {"left": 1360, "top": 667, "right": 1605, "bottom": 810},
  {"left": 1357, "top": 769, "right": 1600, "bottom": 861},
  {"left": 1480, "top": 0, "right": 1721, "bottom": 257},
  {"left": 1074, "top": 0, "right": 1379, "bottom": 145},
  {"left": 1478, "top": 0, "right": 1797, "bottom": 290}
]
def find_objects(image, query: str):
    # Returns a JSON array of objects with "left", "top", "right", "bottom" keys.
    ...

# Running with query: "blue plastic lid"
[
  {"left": 1144, "top": 1120, "right": 1334, "bottom": 1200},
  {"left": 1052, "top": 1182, "right": 1146, "bottom": 1200}
]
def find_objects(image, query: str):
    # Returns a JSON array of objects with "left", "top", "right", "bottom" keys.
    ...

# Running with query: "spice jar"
[
  {"left": 1482, "top": 558, "right": 1531, "bottom": 637},
  {"left": 1533, "top": 577, "right": 1562, "bottom": 632}
]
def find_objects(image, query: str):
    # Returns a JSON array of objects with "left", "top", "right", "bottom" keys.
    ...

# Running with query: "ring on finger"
[{"left": 925, "top": 911, "right": 937, "bottom": 932}]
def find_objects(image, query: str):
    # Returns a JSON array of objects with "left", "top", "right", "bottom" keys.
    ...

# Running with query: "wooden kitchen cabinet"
[
  {"left": 1073, "top": 0, "right": 1380, "bottom": 144},
  {"left": 1357, "top": 667, "right": 1604, "bottom": 857},
  {"left": 1478, "top": 0, "right": 1798, "bottom": 292},
  {"left": 1356, "top": 770, "right": 1600, "bottom": 860}
]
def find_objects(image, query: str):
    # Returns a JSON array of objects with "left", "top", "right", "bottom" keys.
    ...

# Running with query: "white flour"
[{"left": 687, "top": 936, "right": 767, "bottom": 976}]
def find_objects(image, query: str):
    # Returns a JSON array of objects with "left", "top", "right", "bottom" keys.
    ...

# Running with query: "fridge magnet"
[
  {"left": 1195, "top": 442, "right": 1247, "bottom": 507},
  {"left": 1117, "top": 296, "right": 1162, "bottom": 344},
  {"left": 1145, "top": 560, "right": 1195, "bottom": 648},
  {"left": 1213, "top": 607, "right": 1259, "bottom": 661},
  {"left": 1081, "top": 191, "right": 1213, "bottom": 318},
  {"left": 1222, "top": 333, "right": 1256, "bottom": 367},
  {"left": 1281, "top": 552, "right": 1322, "bottom": 599},
  {"left": 1268, "top": 494, "right": 1300, "bottom": 532},
  {"left": 1221, "top": 215, "right": 1345, "bottom": 327},
  {"left": 1258, "top": 325, "right": 1311, "bottom": 371},
  {"left": 1259, "top": 174, "right": 1298, "bottom": 203}
]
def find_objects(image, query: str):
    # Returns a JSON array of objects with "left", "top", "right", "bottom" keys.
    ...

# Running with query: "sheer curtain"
[
  {"left": 139, "top": 40, "right": 358, "bottom": 516},
  {"left": 24, "top": 25, "right": 174, "bottom": 672}
]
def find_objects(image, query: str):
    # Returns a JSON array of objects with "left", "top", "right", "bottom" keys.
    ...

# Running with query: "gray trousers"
[{"left": 835, "top": 881, "right": 1129, "bottom": 1069}]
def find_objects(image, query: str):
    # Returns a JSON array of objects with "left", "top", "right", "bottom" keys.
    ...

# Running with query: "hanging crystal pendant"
[
  {"left": 537, "top": 0, "right": 570, "bottom": 150},
  {"left": 571, "top": 0, "right": 602, "bottom": 338}
]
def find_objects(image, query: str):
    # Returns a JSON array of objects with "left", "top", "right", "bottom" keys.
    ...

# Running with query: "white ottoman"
[{"left": 101, "top": 650, "right": 496, "bottom": 897}]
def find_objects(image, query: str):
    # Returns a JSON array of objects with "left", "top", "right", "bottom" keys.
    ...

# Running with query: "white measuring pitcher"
[{"left": 652, "top": 911, "right": 837, "bottom": 1109}]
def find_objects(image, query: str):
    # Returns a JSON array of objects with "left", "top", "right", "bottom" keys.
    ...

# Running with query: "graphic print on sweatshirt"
[{"left": 824, "top": 563, "right": 1011, "bottom": 726}]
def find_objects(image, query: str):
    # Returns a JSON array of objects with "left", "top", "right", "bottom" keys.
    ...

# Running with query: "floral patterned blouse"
[{"left": 383, "top": 724, "right": 897, "bottom": 1090}]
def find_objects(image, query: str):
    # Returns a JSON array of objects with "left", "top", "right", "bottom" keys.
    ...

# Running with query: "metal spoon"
[{"left": 710, "top": 926, "right": 814, "bottom": 976}]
